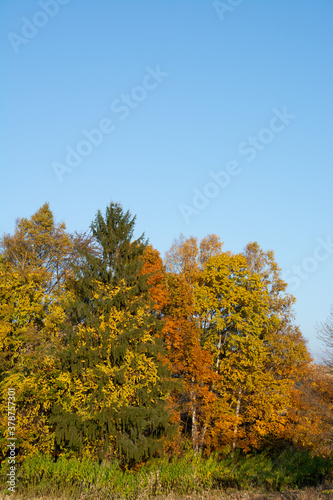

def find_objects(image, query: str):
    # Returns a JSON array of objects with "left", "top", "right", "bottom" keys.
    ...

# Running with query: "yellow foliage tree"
[
  {"left": 194, "top": 250, "right": 310, "bottom": 452},
  {"left": 0, "top": 259, "right": 70, "bottom": 460},
  {"left": 0, "top": 204, "right": 78, "bottom": 461}
]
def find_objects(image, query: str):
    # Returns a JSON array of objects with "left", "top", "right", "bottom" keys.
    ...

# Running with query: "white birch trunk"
[{"left": 232, "top": 387, "right": 242, "bottom": 453}]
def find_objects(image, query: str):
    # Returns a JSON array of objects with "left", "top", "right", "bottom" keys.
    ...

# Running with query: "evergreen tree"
[{"left": 52, "top": 202, "right": 174, "bottom": 463}]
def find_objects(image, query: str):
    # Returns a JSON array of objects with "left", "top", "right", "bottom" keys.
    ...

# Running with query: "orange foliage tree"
[
  {"left": 142, "top": 236, "right": 223, "bottom": 453},
  {"left": 159, "top": 236, "right": 311, "bottom": 454}
]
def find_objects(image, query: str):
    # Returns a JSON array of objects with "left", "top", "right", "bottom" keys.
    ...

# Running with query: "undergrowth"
[{"left": 0, "top": 447, "right": 332, "bottom": 499}]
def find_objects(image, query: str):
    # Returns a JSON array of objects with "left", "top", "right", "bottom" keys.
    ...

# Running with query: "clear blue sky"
[{"left": 1, "top": 0, "right": 332, "bottom": 359}]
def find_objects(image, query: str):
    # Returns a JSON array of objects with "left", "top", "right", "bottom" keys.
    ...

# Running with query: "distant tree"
[
  {"left": 289, "top": 306, "right": 333, "bottom": 455},
  {"left": 316, "top": 305, "right": 333, "bottom": 368},
  {"left": 164, "top": 233, "right": 223, "bottom": 284},
  {"left": 284, "top": 363, "right": 333, "bottom": 456}
]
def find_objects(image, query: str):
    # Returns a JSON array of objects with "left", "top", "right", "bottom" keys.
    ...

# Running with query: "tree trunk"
[
  {"left": 190, "top": 378, "right": 199, "bottom": 453},
  {"left": 232, "top": 387, "right": 242, "bottom": 454},
  {"left": 199, "top": 421, "right": 208, "bottom": 453},
  {"left": 216, "top": 332, "right": 222, "bottom": 373}
]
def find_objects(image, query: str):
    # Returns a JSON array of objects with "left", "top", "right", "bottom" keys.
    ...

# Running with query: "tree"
[
  {"left": 164, "top": 233, "right": 223, "bottom": 284},
  {"left": 282, "top": 362, "right": 333, "bottom": 456},
  {"left": 195, "top": 248, "right": 310, "bottom": 452},
  {"left": 163, "top": 235, "right": 223, "bottom": 452},
  {"left": 0, "top": 205, "right": 75, "bottom": 461},
  {"left": 243, "top": 244, "right": 311, "bottom": 398},
  {"left": 286, "top": 306, "right": 333, "bottom": 455},
  {"left": 316, "top": 305, "right": 333, "bottom": 368},
  {"left": 51, "top": 202, "right": 175, "bottom": 464},
  {"left": 162, "top": 273, "right": 218, "bottom": 453},
  {"left": 195, "top": 252, "right": 274, "bottom": 450},
  {"left": 1, "top": 203, "right": 74, "bottom": 293}
]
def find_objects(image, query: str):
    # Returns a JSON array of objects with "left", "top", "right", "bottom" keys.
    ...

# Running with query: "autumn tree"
[
  {"left": 195, "top": 252, "right": 274, "bottom": 451},
  {"left": 141, "top": 245, "right": 170, "bottom": 315},
  {"left": 0, "top": 205, "right": 75, "bottom": 460},
  {"left": 243, "top": 242, "right": 302, "bottom": 346},
  {"left": 165, "top": 233, "right": 223, "bottom": 283},
  {"left": 283, "top": 363, "right": 333, "bottom": 456},
  {"left": 284, "top": 306, "right": 333, "bottom": 455},
  {"left": 0, "top": 203, "right": 75, "bottom": 292},
  {"left": 316, "top": 305, "right": 333, "bottom": 369},
  {"left": 163, "top": 234, "right": 223, "bottom": 452},
  {"left": 194, "top": 245, "right": 310, "bottom": 452},
  {"left": 242, "top": 243, "right": 312, "bottom": 447}
]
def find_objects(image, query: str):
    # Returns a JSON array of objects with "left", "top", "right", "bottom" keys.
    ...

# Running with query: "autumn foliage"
[{"left": 0, "top": 203, "right": 332, "bottom": 470}]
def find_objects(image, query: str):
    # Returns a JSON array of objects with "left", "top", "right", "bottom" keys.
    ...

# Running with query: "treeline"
[{"left": 0, "top": 201, "right": 332, "bottom": 469}]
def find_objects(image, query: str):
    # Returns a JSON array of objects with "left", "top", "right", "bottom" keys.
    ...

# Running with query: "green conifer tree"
[{"left": 52, "top": 202, "right": 174, "bottom": 464}]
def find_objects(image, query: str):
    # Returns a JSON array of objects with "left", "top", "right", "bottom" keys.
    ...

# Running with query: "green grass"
[{"left": 1, "top": 447, "right": 332, "bottom": 499}]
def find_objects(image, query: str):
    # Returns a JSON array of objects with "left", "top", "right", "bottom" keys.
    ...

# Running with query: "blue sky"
[{"left": 1, "top": 0, "right": 332, "bottom": 359}]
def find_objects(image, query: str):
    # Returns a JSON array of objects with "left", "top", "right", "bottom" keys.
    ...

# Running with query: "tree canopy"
[{"left": 1, "top": 202, "right": 331, "bottom": 467}]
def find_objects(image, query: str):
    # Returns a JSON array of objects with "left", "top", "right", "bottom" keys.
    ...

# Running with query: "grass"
[
  {"left": 1, "top": 490, "right": 333, "bottom": 499},
  {"left": 0, "top": 447, "right": 332, "bottom": 499}
]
